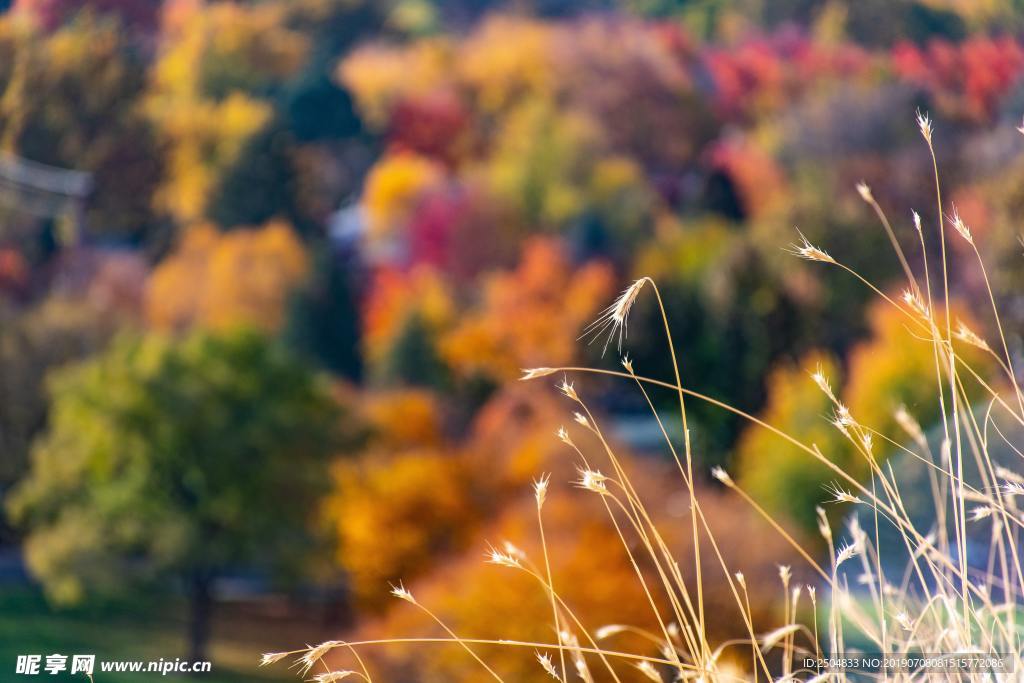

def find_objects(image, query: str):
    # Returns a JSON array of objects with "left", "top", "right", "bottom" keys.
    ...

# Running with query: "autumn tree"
[
  {"left": 147, "top": 1, "right": 308, "bottom": 224},
  {"left": 0, "top": 13, "right": 162, "bottom": 241},
  {"left": 0, "top": 295, "right": 123, "bottom": 488},
  {"left": 13, "top": 0, "right": 161, "bottom": 33},
  {"left": 7, "top": 329, "right": 347, "bottom": 660},
  {"left": 145, "top": 221, "right": 309, "bottom": 334}
]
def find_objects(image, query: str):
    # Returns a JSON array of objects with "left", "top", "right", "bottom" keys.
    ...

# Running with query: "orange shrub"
[
  {"left": 145, "top": 221, "right": 308, "bottom": 333},
  {"left": 440, "top": 238, "right": 613, "bottom": 382}
]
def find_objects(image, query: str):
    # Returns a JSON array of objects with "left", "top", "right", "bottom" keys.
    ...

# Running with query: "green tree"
[{"left": 7, "top": 329, "right": 348, "bottom": 660}]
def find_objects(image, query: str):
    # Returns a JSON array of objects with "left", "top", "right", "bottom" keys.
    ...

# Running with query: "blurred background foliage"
[{"left": 0, "top": 0, "right": 1023, "bottom": 679}]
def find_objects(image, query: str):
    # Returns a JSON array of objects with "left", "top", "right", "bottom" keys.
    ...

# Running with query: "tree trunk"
[{"left": 188, "top": 574, "right": 213, "bottom": 663}]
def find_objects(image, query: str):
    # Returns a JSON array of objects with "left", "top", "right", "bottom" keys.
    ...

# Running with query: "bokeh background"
[{"left": 1, "top": 0, "right": 1023, "bottom": 680}]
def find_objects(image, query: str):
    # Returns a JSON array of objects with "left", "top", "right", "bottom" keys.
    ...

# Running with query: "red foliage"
[
  {"left": 406, "top": 185, "right": 516, "bottom": 282},
  {"left": 387, "top": 92, "right": 470, "bottom": 166},
  {"left": 0, "top": 248, "right": 29, "bottom": 300},
  {"left": 702, "top": 28, "right": 870, "bottom": 119},
  {"left": 892, "top": 37, "right": 1024, "bottom": 121}
]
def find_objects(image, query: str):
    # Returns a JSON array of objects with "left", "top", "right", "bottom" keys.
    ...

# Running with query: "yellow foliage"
[
  {"left": 326, "top": 448, "right": 482, "bottom": 608},
  {"left": 735, "top": 350, "right": 849, "bottom": 532},
  {"left": 154, "top": 2, "right": 307, "bottom": 99},
  {"left": 362, "top": 152, "right": 445, "bottom": 243},
  {"left": 737, "top": 299, "right": 997, "bottom": 533},
  {"left": 338, "top": 39, "right": 455, "bottom": 126},
  {"left": 456, "top": 16, "right": 557, "bottom": 112},
  {"left": 145, "top": 221, "right": 309, "bottom": 333},
  {"left": 153, "top": 93, "right": 272, "bottom": 222},
  {"left": 340, "top": 16, "right": 556, "bottom": 125},
  {"left": 148, "top": 1, "right": 308, "bottom": 222},
  {"left": 362, "top": 389, "right": 444, "bottom": 450},
  {"left": 844, "top": 301, "right": 993, "bottom": 441},
  {"left": 440, "top": 238, "right": 613, "bottom": 381},
  {"left": 484, "top": 98, "right": 605, "bottom": 228}
]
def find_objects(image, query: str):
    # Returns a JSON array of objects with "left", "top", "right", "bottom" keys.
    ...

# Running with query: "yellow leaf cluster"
[
  {"left": 362, "top": 152, "right": 445, "bottom": 242},
  {"left": 148, "top": 1, "right": 308, "bottom": 222},
  {"left": 338, "top": 39, "right": 454, "bottom": 126},
  {"left": 145, "top": 221, "right": 308, "bottom": 333}
]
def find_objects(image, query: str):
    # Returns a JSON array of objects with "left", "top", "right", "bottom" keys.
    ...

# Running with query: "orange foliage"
[
  {"left": 361, "top": 388, "right": 445, "bottom": 450},
  {"left": 145, "top": 221, "right": 308, "bottom": 333},
  {"left": 361, "top": 265, "right": 454, "bottom": 370},
  {"left": 706, "top": 137, "right": 788, "bottom": 219},
  {"left": 327, "top": 447, "right": 481, "bottom": 609},
  {"left": 440, "top": 239, "right": 614, "bottom": 381},
  {"left": 338, "top": 464, "right": 802, "bottom": 681}
]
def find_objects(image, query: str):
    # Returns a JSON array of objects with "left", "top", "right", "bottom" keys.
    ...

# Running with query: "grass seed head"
[
  {"left": 949, "top": 206, "right": 974, "bottom": 244},
  {"left": 917, "top": 110, "right": 933, "bottom": 143},
  {"left": 636, "top": 661, "right": 661, "bottom": 681},
  {"left": 836, "top": 542, "right": 860, "bottom": 567},
  {"left": 260, "top": 652, "right": 289, "bottom": 667},
  {"left": 534, "top": 473, "right": 550, "bottom": 508},
  {"left": 536, "top": 652, "right": 560, "bottom": 680},
  {"left": 298, "top": 641, "right": 342, "bottom": 675},
  {"left": 856, "top": 181, "right": 874, "bottom": 203},
  {"left": 313, "top": 672, "right": 357, "bottom": 682},
  {"left": 390, "top": 582, "right": 415, "bottom": 604},
  {"left": 559, "top": 378, "right": 578, "bottom": 401},
  {"left": 521, "top": 367, "right": 557, "bottom": 380},
  {"left": 788, "top": 230, "right": 836, "bottom": 264},
  {"left": 486, "top": 544, "right": 522, "bottom": 568},
  {"left": 711, "top": 466, "right": 733, "bottom": 487},
  {"left": 583, "top": 278, "right": 647, "bottom": 355},
  {"left": 954, "top": 320, "right": 989, "bottom": 351},
  {"left": 894, "top": 404, "right": 926, "bottom": 446},
  {"left": 576, "top": 468, "right": 608, "bottom": 495},
  {"left": 970, "top": 506, "right": 994, "bottom": 522},
  {"left": 816, "top": 506, "right": 832, "bottom": 540}
]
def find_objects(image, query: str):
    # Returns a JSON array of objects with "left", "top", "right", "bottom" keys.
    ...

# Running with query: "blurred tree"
[
  {"left": 0, "top": 296, "right": 122, "bottom": 491},
  {"left": 361, "top": 265, "right": 453, "bottom": 384},
  {"left": 145, "top": 221, "right": 309, "bottom": 334},
  {"left": 147, "top": 1, "right": 308, "bottom": 224},
  {"left": 362, "top": 151, "right": 445, "bottom": 247},
  {"left": 7, "top": 329, "right": 347, "bottom": 660},
  {"left": 381, "top": 312, "right": 449, "bottom": 388},
  {"left": 736, "top": 300, "right": 996, "bottom": 534},
  {"left": 0, "top": 14, "right": 162, "bottom": 242},
  {"left": 205, "top": 121, "right": 300, "bottom": 231},
  {"left": 285, "top": 247, "right": 363, "bottom": 379},
  {"left": 328, "top": 446, "right": 480, "bottom": 609},
  {"left": 13, "top": 0, "right": 161, "bottom": 33},
  {"left": 734, "top": 350, "right": 848, "bottom": 536},
  {"left": 440, "top": 237, "right": 613, "bottom": 383},
  {"left": 627, "top": 219, "right": 810, "bottom": 461},
  {"left": 892, "top": 36, "right": 1024, "bottom": 122}
]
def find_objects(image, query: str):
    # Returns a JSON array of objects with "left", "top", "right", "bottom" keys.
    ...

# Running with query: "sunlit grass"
[{"left": 265, "top": 113, "right": 1024, "bottom": 681}]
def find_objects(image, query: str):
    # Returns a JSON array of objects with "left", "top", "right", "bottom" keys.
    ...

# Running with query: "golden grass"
[{"left": 264, "top": 114, "right": 1024, "bottom": 681}]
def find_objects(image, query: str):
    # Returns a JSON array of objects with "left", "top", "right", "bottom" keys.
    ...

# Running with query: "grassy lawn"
[{"left": 0, "top": 584, "right": 331, "bottom": 682}]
